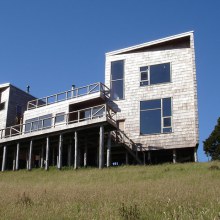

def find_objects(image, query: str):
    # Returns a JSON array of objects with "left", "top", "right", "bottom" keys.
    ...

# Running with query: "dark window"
[
  {"left": 111, "top": 60, "right": 124, "bottom": 100},
  {"left": 140, "top": 98, "right": 172, "bottom": 135},
  {"left": 140, "top": 63, "right": 171, "bottom": 86},
  {"left": 0, "top": 102, "right": 5, "bottom": 111},
  {"left": 140, "top": 109, "right": 161, "bottom": 134}
]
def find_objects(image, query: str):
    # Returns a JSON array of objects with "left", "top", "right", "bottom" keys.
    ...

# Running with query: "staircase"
[{"left": 111, "top": 130, "right": 143, "bottom": 164}]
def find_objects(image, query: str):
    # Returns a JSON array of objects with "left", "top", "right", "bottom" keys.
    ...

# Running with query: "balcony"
[
  {"left": 0, "top": 104, "right": 116, "bottom": 143},
  {"left": 27, "top": 82, "right": 110, "bottom": 110}
]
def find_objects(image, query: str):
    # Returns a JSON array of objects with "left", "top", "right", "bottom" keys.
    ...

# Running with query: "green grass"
[{"left": 0, "top": 162, "right": 220, "bottom": 219}]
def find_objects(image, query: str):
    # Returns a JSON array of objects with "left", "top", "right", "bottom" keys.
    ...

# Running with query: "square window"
[
  {"left": 140, "top": 98, "right": 172, "bottom": 135},
  {"left": 163, "top": 117, "right": 171, "bottom": 127},
  {"left": 140, "top": 63, "right": 171, "bottom": 86}
]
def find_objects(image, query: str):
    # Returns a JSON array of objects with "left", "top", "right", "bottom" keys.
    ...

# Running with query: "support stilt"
[
  {"left": 45, "top": 137, "right": 50, "bottom": 171},
  {"left": 148, "top": 151, "right": 151, "bottom": 164},
  {"left": 107, "top": 132, "right": 111, "bottom": 167},
  {"left": 28, "top": 140, "right": 33, "bottom": 171},
  {"left": 58, "top": 134, "right": 63, "bottom": 170},
  {"left": 125, "top": 152, "right": 129, "bottom": 165},
  {"left": 173, "top": 149, "right": 176, "bottom": 164},
  {"left": 40, "top": 145, "right": 44, "bottom": 168},
  {"left": 84, "top": 139, "right": 87, "bottom": 167},
  {"left": 99, "top": 125, "right": 104, "bottom": 169},
  {"left": 15, "top": 143, "right": 20, "bottom": 170},
  {"left": 194, "top": 147, "right": 198, "bottom": 162},
  {"left": 74, "top": 131, "right": 78, "bottom": 169},
  {"left": 1, "top": 146, "right": 7, "bottom": 172}
]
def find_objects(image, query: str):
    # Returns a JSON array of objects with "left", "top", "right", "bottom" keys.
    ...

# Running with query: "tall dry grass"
[{"left": 0, "top": 162, "right": 220, "bottom": 219}]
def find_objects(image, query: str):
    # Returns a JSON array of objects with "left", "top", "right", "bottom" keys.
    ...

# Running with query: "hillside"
[{"left": 0, "top": 162, "right": 220, "bottom": 219}]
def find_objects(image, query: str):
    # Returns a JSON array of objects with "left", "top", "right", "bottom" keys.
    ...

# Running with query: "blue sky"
[{"left": 0, "top": 0, "right": 219, "bottom": 162}]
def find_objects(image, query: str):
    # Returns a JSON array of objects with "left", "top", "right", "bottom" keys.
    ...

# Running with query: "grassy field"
[{"left": 0, "top": 162, "right": 220, "bottom": 220}]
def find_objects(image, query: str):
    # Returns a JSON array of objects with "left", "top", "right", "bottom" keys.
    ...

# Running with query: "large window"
[
  {"left": 140, "top": 63, "right": 171, "bottom": 86},
  {"left": 140, "top": 98, "right": 172, "bottom": 135},
  {"left": 111, "top": 60, "right": 124, "bottom": 100},
  {"left": 25, "top": 114, "right": 52, "bottom": 133}
]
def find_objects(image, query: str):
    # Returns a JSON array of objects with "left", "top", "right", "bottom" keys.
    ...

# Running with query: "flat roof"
[{"left": 106, "top": 31, "right": 193, "bottom": 56}]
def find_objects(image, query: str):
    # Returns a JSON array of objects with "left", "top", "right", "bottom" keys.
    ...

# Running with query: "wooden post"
[
  {"left": 67, "top": 139, "right": 72, "bottom": 167},
  {"left": 74, "top": 131, "right": 78, "bottom": 169},
  {"left": 194, "top": 147, "right": 198, "bottom": 162},
  {"left": 173, "top": 149, "right": 176, "bottom": 164},
  {"left": 40, "top": 145, "right": 44, "bottom": 168},
  {"left": 84, "top": 140, "right": 87, "bottom": 167},
  {"left": 107, "top": 132, "right": 111, "bottom": 167},
  {"left": 125, "top": 152, "right": 129, "bottom": 165},
  {"left": 28, "top": 140, "right": 33, "bottom": 171},
  {"left": 1, "top": 146, "right": 7, "bottom": 171},
  {"left": 45, "top": 137, "right": 49, "bottom": 171},
  {"left": 26, "top": 150, "right": 29, "bottom": 170},
  {"left": 143, "top": 152, "right": 146, "bottom": 165},
  {"left": 15, "top": 143, "right": 20, "bottom": 170},
  {"left": 148, "top": 151, "right": 151, "bottom": 164},
  {"left": 58, "top": 134, "right": 63, "bottom": 170},
  {"left": 99, "top": 125, "right": 104, "bottom": 169},
  {"left": 13, "top": 150, "right": 16, "bottom": 171}
]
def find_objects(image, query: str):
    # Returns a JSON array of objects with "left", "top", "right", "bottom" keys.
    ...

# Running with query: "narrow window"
[
  {"left": 111, "top": 60, "right": 124, "bottom": 100},
  {"left": 140, "top": 63, "right": 170, "bottom": 86},
  {"left": 0, "top": 102, "right": 5, "bottom": 111},
  {"left": 140, "top": 66, "right": 149, "bottom": 86},
  {"left": 140, "top": 98, "right": 172, "bottom": 135}
]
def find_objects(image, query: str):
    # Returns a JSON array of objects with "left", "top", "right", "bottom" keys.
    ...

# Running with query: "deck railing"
[
  {"left": 0, "top": 104, "right": 116, "bottom": 139},
  {"left": 27, "top": 82, "right": 110, "bottom": 110}
]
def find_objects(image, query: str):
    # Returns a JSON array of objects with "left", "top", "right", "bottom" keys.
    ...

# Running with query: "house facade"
[
  {"left": 105, "top": 31, "right": 199, "bottom": 163},
  {"left": 0, "top": 31, "right": 199, "bottom": 171}
]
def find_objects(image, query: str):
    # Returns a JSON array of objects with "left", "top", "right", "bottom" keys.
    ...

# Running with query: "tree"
[{"left": 203, "top": 117, "right": 220, "bottom": 160}]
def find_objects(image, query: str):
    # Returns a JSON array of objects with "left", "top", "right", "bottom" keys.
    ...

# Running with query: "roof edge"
[{"left": 106, "top": 31, "right": 194, "bottom": 56}]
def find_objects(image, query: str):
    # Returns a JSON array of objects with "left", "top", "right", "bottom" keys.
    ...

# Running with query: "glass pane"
[
  {"left": 150, "top": 63, "right": 170, "bottom": 85},
  {"left": 111, "top": 60, "right": 124, "bottom": 80},
  {"left": 25, "top": 123, "right": 31, "bottom": 133},
  {"left": 140, "top": 66, "right": 148, "bottom": 72},
  {"left": 140, "top": 81, "right": 148, "bottom": 86},
  {"left": 39, "top": 114, "right": 52, "bottom": 129},
  {"left": 163, "top": 98, "right": 171, "bottom": 116},
  {"left": 43, "top": 118, "right": 52, "bottom": 128},
  {"left": 55, "top": 114, "right": 65, "bottom": 123},
  {"left": 32, "top": 121, "right": 39, "bottom": 131},
  {"left": 111, "top": 80, "right": 124, "bottom": 100},
  {"left": 140, "top": 109, "right": 161, "bottom": 134},
  {"left": 92, "top": 106, "right": 104, "bottom": 117},
  {"left": 141, "top": 72, "right": 148, "bottom": 81},
  {"left": 84, "top": 109, "right": 91, "bottom": 119},
  {"left": 163, "top": 117, "right": 171, "bottom": 127},
  {"left": 163, "top": 127, "right": 172, "bottom": 133},
  {"left": 140, "top": 99, "right": 161, "bottom": 110}
]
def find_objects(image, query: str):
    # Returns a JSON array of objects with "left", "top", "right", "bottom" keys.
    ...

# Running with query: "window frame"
[
  {"left": 110, "top": 60, "right": 125, "bottom": 100},
  {"left": 140, "top": 62, "right": 171, "bottom": 87},
  {"left": 55, "top": 112, "right": 66, "bottom": 124},
  {"left": 140, "top": 97, "right": 173, "bottom": 135}
]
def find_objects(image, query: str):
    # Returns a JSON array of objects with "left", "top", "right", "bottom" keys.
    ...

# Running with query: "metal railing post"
[{"left": 78, "top": 110, "right": 80, "bottom": 122}]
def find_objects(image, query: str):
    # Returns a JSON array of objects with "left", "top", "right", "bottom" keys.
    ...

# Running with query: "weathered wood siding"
[
  {"left": 7, "top": 85, "right": 36, "bottom": 127},
  {"left": 0, "top": 87, "right": 10, "bottom": 129},
  {"left": 105, "top": 33, "right": 199, "bottom": 150}
]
